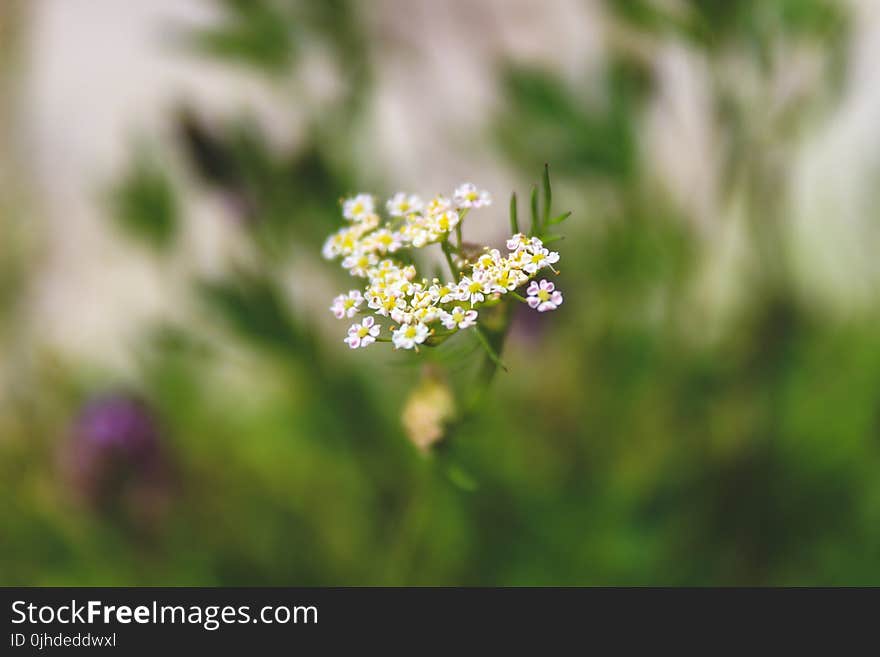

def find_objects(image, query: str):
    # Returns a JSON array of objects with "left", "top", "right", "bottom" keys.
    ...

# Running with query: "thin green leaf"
[
  {"left": 509, "top": 192, "right": 519, "bottom": 234},
  {"left": 548, "top": 210, "right": 572, "bottom": 226},
  {"left": 530, "top": 185, "right": 539, "bottom": 236},
  {"left": 542, "top": 163, "right": 552, "bottom": 225}
]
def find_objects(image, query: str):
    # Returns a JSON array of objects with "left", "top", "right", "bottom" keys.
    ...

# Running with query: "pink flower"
[
  {"left": 526, "top": 279, "right": 563, "bottom": 312},
  {"left": 330, "top": 290, "right": 364, "bottom": 319},
  {"left": 344, "top": 316, "right": 380, "bottom": 349}
]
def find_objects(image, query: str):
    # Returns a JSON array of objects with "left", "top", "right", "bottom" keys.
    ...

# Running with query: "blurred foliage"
[
  {"left": 186, "top": 0, "right": 371, "bottom": 102},
  {"left": 197, "top": 272, "right": 306, "bottom": 354},
  {"left": 3, "top": 0, "right": 880, "bottom": 586},
  {"left": 108, "top": 149, "right": 180, "bottom": 251},
  {"left": 497, "top": 56, "right": 651, "bottom": 182},
  {"left": 608, "top": 0, "right": 848, "bottom": 53},
  {"left": 188, "top": 0, "right": 297, "bottom": 75},
  {"left": 175, "top": 109, "right": 346, "bottom": 253}
]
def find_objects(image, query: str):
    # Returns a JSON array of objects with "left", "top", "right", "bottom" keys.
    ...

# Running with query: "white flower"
[
  {"left": 428, "top": 281, "right": 458, "bottom": 304},
  {"left": 370, "top": 259, "right": 401, "bottom": 281},
  {"left": 400, "top": 211, "right": 448, "bottom": 246},
  {"left": 341, "top": 251, "right": 379, "bottom": 277},
  {"left": 429, "top": 210, "right": 460, "bottom": 234},
  {"left": 506, "top": 233, "right": 529, "bottom": 252},
  {"left": 441, "top": 307, "right": 477, "bottom": 330},
  {"left": 522, "top": 247, "right": 560, "bottom": 274},
  {"left": 528, "top": 235, "right": 547, "bottom": 250},
  {"left": 325, "top": 181, "right": 565, "bottom": 351},
  {"left": 322, "top": 233, "right": 342, "bottom": 260},
  {"left": 362, "top": 228, "right": 404, "bottom": 254},
  {"left": 453, "top": 183, "right": 491, "bottom": 209},
  {"left": 392, "top": 322, "right": 430, "bottom": 350},
  {"left": 473, "top": 248, "right": 503, "bottom": 273},
  {"left": 369, "top": 293, "right": 404, "bottom": 317},
  {"left": 390, "top": 307, "right": 413, "bottom": 325},
  {"left": 425, "top": 195, "right": 452, "bottom": 216},
  {"left": 387, "top": 193, "right": 424, "bottom": 217},
  {"left": 413, "top": 305, "right": 440, "bottom": 324},
  {"left": 388, "top": 277, "right": 417, "bottom": 298},
  {"left": 330, "top": 290, "right": 364, "bottom": 319},
  {"left": 490, "top": 266, "right": 527, "bottom": 293},
  {"left": 402, "top": 223, "right": 434, "bottom": 248},
  {"left": 342, "top": 194, "right": 374, "bottom": 221},
  {"left": 526, "top": 279, "right": 563, "bottom": 312},
  {"left": 321, "top": 226, "right": 361, "bottom": 259},
  {"left": 410, "top": 289, "right": 435, "bottom": 309},
  {"left": 344, "top": 316, "right": 380, "bottom": 349},
  {"left": 358, "top": 213, "right": 381, "bottom": 232},
  {"left": 457, "top": 275, "right": 490, "bottom": 306}
]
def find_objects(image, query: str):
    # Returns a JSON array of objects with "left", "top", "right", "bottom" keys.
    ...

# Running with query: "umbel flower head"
[{"left": 322, "top": 167, "right": 569, "bottom": 362}]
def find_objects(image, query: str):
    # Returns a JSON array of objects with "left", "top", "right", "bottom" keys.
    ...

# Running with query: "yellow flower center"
[{"left": 538, "top": 289, "right": 551, "bottom": 302}]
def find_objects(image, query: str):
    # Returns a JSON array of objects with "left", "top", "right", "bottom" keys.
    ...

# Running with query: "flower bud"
[{"left": 401, "top": 369, "right": 455, "bottom": 453}]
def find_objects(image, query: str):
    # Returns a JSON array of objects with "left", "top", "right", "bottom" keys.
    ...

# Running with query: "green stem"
[
  {"left": 455, "top": 208, "right": 468, "bottom": 251},
  {"left": 474, "top": 326, "right": 507, "bottom": 372},
  {"left": 441, "top": 241, "right": 458, "bottom": 279},
  {"left": 509, "top": 291, "right": 528, "bottom": 303}
]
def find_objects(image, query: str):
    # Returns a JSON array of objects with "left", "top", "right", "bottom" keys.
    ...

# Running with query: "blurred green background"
[{"left": 3, "top": 0, "right": 880, "bottom": 585}]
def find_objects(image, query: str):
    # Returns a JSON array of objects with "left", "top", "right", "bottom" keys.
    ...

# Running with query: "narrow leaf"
[
  {"left": 509, "top": 192, "right": 519, "bottom": 235},
  {"left": 530, "top": 185, "right": 539, "bottom": 236},
  {"left": 548, "top": 210, "right": 572, "bottom": 226},
  {"left": 542, "top": 163, "right": 552, "bottom": 225}
]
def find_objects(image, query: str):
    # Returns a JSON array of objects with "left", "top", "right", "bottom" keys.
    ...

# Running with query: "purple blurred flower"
[
  {"left": 62, "top": 392, "right": 171, "bottom": 522},
  {"left": 75, "top": 394, "right": 160, "bottom": 455}
]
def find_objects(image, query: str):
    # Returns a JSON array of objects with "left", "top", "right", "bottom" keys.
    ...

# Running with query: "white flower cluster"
[{"left": 324, "top": 183, "right": 563, "bottom": 350}]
